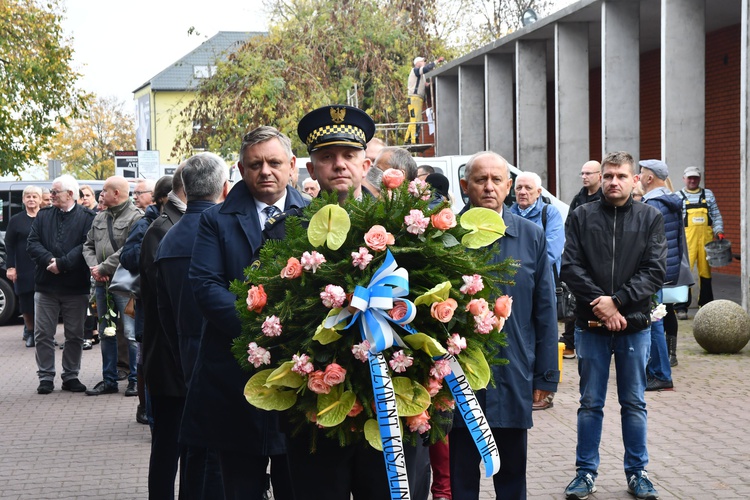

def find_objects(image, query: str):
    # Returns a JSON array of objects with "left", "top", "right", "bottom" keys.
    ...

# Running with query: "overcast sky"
[
  {"left": 61, "top": 0, "right": 574, "bottom": 113},
  {"left": 61, "top": 0, "right": 269, "bottom": 111}
]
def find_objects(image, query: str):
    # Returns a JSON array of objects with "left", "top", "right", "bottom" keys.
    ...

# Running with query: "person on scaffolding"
[{"left": 405, "top": 55, "right": 444, "bottom": 145}]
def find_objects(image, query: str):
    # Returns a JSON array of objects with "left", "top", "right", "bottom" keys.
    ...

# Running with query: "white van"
[{"left": 290, "top": 156, "right": 569, "bottom": 219}]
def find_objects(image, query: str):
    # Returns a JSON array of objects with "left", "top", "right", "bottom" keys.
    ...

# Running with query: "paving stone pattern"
[{"left": 0, "top": 275, "right": 747, "bottom": 499}]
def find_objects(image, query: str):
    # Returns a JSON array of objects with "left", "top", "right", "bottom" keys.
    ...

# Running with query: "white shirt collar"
[{"left": 255, "top": 192, "right": 287, "bottom": 226}]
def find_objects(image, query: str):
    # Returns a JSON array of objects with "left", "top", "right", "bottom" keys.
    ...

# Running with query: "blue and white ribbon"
[
  {"left": 324, "top": 250, "right": 417, "bottom": 353},
  {"left": 442, "top": 354, "right": 500, "bottom": 477},
  {"left": 370, "top": 353, "right": 411, "bottom": 499},
  {"left": 324, "top": 250, "right": 415, "bottom": 498}
]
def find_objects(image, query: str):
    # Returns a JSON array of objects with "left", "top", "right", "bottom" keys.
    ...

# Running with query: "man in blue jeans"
[
  {"left": 561, "top": 151, "right": 667, "bottom": 500},
  {"left": 82, "top": 176, "right": 143, "bottom": 396}
]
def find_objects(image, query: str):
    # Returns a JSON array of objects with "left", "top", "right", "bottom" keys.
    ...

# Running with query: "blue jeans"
[
  {"left": 95, "top": 286, "right": 137, "bottom": 385},
  {"left": 574, "top": 326, "right": 651, "bottom": 478},
  {"left": 648, "top": 291, "right": 672, "bottom": 382}
]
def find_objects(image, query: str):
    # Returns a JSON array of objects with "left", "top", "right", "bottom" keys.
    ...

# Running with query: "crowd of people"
[{"left": 11, "top": 101, "right": 725, "bottom": 500}]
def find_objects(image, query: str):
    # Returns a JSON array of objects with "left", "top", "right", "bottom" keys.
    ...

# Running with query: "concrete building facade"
[{"left": 429, "top": 0, "right": 750, "bottom": 310}]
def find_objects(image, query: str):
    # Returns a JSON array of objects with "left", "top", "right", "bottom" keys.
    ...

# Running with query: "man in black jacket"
[
  {"left": 560, "top": 160, "right": 603, "bottom": 357},
  {"left": 561, "top": 152, "right": 666, "bottom": 500},
  {"left": 27, "top": 175, "right": 96, "bottom": 394}
]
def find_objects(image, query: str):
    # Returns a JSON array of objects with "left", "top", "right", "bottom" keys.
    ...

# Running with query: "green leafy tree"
[
  {"left": 173, "top": 0, "right": 455, "bottom": 159},
  {"left": 48, "top": 95, "right": 136, "bottom": 180},
  {"left": 0, "top": 0, "right": 88, "bottom": 176}
]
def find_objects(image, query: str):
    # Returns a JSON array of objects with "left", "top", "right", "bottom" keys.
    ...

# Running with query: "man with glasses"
[
  {"left": 27, "top": 175, "right": 96, "bottom": 394},
  {"left": 82, "top": 176, "right": 143, "bottom": 396},
  {"left": 417, "top": 164, "right": 435, "bottom": 181},
  {"left": 133, "top": 179, "right": 155, "bottom": 210},
  {"left": 559, "top": 160, "right": 603, "bottom": 358}
]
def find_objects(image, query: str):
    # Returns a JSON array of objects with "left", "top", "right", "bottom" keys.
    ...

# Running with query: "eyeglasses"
[
  {"left": 49, "top": 190, "right": 68, "bottom": 196},
  {"left": 580, "top": 171, "right": 601, "bottom": 177},
  {"left": 133, "top": 190, "right": 152, "bottom": 196}
]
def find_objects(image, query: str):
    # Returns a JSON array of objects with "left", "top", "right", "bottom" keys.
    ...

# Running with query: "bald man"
[
  {"left": 560, "top": 161, "right": 603, "bottom": 358},
  {"left": 83, "top": 176, "right": 144, "bottom": 395}
]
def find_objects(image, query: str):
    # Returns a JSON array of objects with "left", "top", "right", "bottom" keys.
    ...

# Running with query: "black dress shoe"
[
  {"left": 61, "top": 379, "right": 87, "bottom": 393},
  {"left": 136, "top": 405, "right": 148, "bottom": 424},
  {"left": 124, "top": 381, "right": 138, "bottom": 397},
  {"left": 26, "top": 336, "right": 35, "bottom": 348},
  {"left": 37, "top": 380, "right": 54, "bottom": 394},
  {"left": 85, "top": 381, "right": 118, "bottom": 396}
]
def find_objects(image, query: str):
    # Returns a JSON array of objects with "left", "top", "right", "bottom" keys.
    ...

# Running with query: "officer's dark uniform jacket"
[{"left": 561, "top": 196, "right": 667, "bottom": 335}]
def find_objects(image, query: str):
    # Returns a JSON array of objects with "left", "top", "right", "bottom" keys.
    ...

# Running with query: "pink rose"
[
  {"left": 364, "top": 225, "right": 395, "bottom": 251},
  {"left": 307, "top": 371, "right": 331, "bottom": 394},
  {"left": 280, "top": 257, "right": 303, "bottom": 279},
  {"left": 382, "top": 168, "right": 405, "bottom": 189},
  {"left": 494, "top": 295, "right": 513, "bottom": 319},
  {"left": 389, "top": 301, "right": 408, "bottom": 321},
  {"left": 430, "top": 298, "right": 458, "bottom": 323},
  {"left": 320, "top": 284, "right": 347, "bottom": 308},
  {"left": 465, "top": 298, "right": 489, "bottom": 317},
  {"left": 323, "top": 363, "right": 347, "bottom": 386},
  {"left": 348, "top": 400, "right": 364, "bottom": 417},
  {"left": 431, "top": 208, "right": 457, "bottom": 231},
  {"left": 246, "top": 285, "right": 267, "bottom": 313},
  {"left": 406, "top": 411, "right": 431, "bottom": 434}
]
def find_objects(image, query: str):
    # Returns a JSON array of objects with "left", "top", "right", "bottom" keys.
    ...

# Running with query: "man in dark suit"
[
  {"left": 186, "top": 127, "right": 307, "bottom": 499},
  {"left": 155, "top": 153, "right": 229, "bottom": 499}
]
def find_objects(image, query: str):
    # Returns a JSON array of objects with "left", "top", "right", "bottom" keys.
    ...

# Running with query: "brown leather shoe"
[
  {"left": 532, "top": 389, "right": 555, "bottom": 410},
  {"left": 563, "top": 347, "right": 576, "bottom": 359}
]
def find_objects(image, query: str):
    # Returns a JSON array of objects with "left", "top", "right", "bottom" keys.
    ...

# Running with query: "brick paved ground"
[{"left": 0, "top": 275, "right": 747, "bottom": 499}]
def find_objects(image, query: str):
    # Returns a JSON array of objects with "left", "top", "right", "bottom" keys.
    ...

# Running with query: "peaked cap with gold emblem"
[{"left": 297, "top": 105, "right": 376, "bottom": 153}]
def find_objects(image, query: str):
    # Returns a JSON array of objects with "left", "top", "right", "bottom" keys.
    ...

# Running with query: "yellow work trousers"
[
  {"left": 685, "top": 207, "right": 714, "bottom": 279},
  {"left": 404, "top": 95, "right": 424, "bottom": 144}
]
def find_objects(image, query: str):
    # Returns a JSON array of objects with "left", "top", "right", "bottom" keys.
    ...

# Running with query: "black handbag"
[
  {"left": 109, "top": 264, "right": 140, "bottom": 298},
  {"left": 553, "top": 265, "right": 576, "bottom": 321}
]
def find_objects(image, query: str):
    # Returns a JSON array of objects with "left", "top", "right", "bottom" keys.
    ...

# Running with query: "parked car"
[{"left": 0, "top": 237, "right": 16, "bottom": 325}]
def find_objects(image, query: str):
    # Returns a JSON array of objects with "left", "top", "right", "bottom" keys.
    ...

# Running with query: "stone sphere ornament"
[{"left": 693, "top": 300, "right": 750, "bottom": 354}]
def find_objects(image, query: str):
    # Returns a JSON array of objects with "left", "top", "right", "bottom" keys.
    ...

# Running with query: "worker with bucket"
[{"left": 674, "top": 166, "right": 725, "bottom": 320}]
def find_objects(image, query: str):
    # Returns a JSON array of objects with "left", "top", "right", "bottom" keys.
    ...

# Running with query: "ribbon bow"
[{"left": 324, "top": 250, "right": 416, "bottom": 353}]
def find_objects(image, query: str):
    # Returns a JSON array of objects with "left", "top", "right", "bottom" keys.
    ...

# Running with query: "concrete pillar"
[
  {"left": 516, "top": 40, "right": 548, "bottom": 183},
  {"left": 555, "top": 22, "right": 590, "bottom": 203},
  {"left": 662, "top": 0, "right": 705, "bottom": 173},
  {"left": 459, "top": 66, "right": 486, "bottom": 155},
  {"left": 435, "top": 76, "right": 459, "bottom": 156},
  {"left": 740, "top": 0, "right": 750, "bottom": 311},
  {"left": 601, "top": 0, "right": 640, "bottom": 158},
  {"left": 485, "top": 54, "right": 514, "bottom": 158}
]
